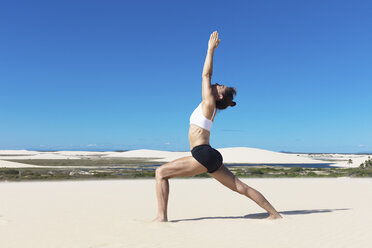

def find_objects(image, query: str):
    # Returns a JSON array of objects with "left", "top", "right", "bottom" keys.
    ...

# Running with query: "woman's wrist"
[{"left": 207, "top": 47, "right": 215, "bottom": 53}]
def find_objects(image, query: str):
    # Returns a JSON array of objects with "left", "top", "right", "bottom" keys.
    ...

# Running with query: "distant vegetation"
[
  {"left": 0, "top": 168, "right": 156, "bottom": 181},
  {"left": 2, "top": 164, "right": 372, "bottom": 181},
  {"left": 2, "top": 156, "right": 372, "bottom": 181},
  {"left": 360, "top": 156, "right": 372, "bottom": 168}
]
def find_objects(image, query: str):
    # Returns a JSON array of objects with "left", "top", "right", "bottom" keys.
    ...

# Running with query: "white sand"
[
  {"left": 0, "top": 152, "right": 80, "bottom": 160},
  {"left": 0, "top": 148, "right": 369, "bottom": 168},
  {"left": 0, "top": 160, "right": 41, "bottom": 168},
  {"left": 1, "top": 178, "right": 371, "bottom": 248},
  {"left": 0, "top": 150, "right": 40, "bottom": 155},
  {"left": 97, "top": 147, "right": 334, "bottom": 164}
]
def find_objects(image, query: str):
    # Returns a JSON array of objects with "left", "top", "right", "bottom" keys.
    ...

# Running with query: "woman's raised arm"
[{"left": 202, "top": 31, "right": 220, "bottom": 101}]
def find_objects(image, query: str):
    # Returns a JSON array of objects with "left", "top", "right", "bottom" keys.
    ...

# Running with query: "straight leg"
[{"left": 211, "top": 165, "right": 282, "bottom": 219}]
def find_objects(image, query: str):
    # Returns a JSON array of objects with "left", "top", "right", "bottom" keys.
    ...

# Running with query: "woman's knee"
[
  {"left": 155, "top": 166, "right": 166, "bottom": 180},
  {"left": 156, "top": 162, "right": 174, "bottom": 180},
  {"left": 235, "top": 180, "right": 248, "bottom": 195}
]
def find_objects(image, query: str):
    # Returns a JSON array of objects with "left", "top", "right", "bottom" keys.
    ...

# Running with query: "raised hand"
[{"left": 208, "top": 31, "right": 220, "bottom": 51}]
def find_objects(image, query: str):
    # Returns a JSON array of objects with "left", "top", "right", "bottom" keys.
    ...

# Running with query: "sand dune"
[
  {"left": 0, "top": 148, "right": 368, "bottom": 168},
  {"left": 104, "top": 149, "right": 190, "bottom": 161},
  {"left": 0, "top": 150, "right": 40, "bottom": 155},
  {"left": 0, "top": 153, "right": 80, "bottom": 160},
  {"left": 217, "top": 147, "right": 324, "bottom": 164},
  {"left": 0, "top": 160, "right": 41, "bottom": 168},
  {"left": 104, "top": 147, "right": 331, "bottom": 164},
  {"left": 0, "top": 178, "right": 371, "bottom": 248}
]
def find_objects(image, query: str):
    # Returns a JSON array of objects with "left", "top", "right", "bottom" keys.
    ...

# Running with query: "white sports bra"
[{"left": 189, "top": 103, "right": 216, "bottom": 131}]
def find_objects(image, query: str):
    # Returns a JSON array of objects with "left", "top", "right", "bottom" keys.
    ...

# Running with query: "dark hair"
[{"left": 216, "top": 86, "right": 237, "bottom": 110}]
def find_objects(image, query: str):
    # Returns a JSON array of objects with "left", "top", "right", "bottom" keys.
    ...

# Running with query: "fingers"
[
  {"left": 210, "top": 31, "right": 219, "bottom": 39},
  {"left": 208, "top": 31, "right": 220, "bottom": 49},
  {"left": 209, "top": 31, "right": 219, "bottom": 42},
  {"left": 214, "top": 31, "right": 219, "bottom": 40}
]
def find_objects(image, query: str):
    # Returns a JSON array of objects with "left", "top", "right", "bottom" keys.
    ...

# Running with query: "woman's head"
[{"left": 213, "top": 83, "right": 237, "bottom": 110}]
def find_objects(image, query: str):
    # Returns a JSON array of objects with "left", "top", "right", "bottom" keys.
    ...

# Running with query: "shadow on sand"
[{"left": 170, "top": 208, "right": 351, "bottom": 222}]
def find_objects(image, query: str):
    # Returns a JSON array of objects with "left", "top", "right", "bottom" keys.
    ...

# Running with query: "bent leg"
[
  {"left": 154, "top": 156, "right": 207, "bottom": 222},
  {"left": 211, "top": 165, "right": 282, "bottom": 219}
]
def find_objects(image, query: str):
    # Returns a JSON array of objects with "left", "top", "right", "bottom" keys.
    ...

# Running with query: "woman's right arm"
[{"left": 202, "top": 31, "right": 220, "bottom": 102}]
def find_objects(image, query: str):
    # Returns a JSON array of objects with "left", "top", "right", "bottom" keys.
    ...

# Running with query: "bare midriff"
[{"left": 189, "top": 124, "right": 210, "bottom": 150}]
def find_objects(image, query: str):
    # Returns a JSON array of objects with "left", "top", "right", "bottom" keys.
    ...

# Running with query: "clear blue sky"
[{"left": 1, "top": 0, "right": 371, "bottom": 153}]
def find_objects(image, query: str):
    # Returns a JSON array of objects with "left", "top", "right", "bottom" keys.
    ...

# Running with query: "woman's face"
[{"left": 214, "top": 83, "right": 227, "bottom": 99}]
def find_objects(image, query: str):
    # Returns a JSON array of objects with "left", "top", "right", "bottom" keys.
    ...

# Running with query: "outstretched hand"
[{"left": 208, "top": 31, "right": 220, "bottom": 51}]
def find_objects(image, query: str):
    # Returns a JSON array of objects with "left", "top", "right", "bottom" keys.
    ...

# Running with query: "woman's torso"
[
  {"left": 188, "top": 125, "right": 211, "bottom": 150},
  {"left": 189, "top": 102, "right": 215, "bottom": 150}
]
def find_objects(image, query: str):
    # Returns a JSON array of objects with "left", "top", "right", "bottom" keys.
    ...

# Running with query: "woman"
[{"left": 153, "top": 31, "right": 282, "bottom": 222}]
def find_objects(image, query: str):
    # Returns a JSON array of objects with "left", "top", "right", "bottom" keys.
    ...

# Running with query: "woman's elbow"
[{"left": 202, "top": 73, "right": 211, "bottom": 79}]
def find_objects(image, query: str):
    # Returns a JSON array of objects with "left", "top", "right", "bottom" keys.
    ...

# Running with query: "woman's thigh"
[{"left": 157, "top": 156, "right": 208, "bottom": 179}]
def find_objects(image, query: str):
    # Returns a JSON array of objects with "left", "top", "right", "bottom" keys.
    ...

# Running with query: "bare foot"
[
  {"left": 266, "top": 214, "right": 282, "bottom": 220},
  {"left": 152, "top": 216, "right": 168, "bottom": 222}
]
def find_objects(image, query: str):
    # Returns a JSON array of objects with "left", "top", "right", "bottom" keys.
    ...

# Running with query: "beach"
[
  {"left": 1, "top": 178, "right": 371, "bottom": 248},
  {"left": 2, "top": 0, "right": 371, "bottom": 247}
]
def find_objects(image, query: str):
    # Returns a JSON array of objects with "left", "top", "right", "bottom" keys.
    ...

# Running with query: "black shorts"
[{"left": 191, "top": 144, "right": 223, "bottom": 173}]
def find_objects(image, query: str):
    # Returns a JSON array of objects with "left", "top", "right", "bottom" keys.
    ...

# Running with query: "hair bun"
[{"left": 231, "top": 101, "right": 236, "bottom": 107}]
